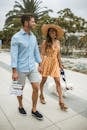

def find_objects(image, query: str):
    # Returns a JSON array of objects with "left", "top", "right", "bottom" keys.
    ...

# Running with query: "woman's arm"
[
  {"left": 40, "top": 40, "right": 46, "bottom": 60},
  {"left": 57, "top": 41, "right": 63, "bottom": 70},
  {"left": 57, "top": 52, "right": 63, "bottom": 69}
]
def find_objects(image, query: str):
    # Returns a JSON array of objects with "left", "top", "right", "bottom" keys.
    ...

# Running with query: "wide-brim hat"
[{"left": 41, "top": 24, "right": 64, "bottom": 39}]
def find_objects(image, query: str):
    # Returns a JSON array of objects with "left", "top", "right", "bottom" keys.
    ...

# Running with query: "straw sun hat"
[{"left": 41, "top": 24, "right": 64, "bottom": 39}]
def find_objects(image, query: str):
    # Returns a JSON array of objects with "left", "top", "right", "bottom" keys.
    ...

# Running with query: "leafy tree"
[
  {"left": 57, "top": 8, "right": 87, "bottom": 54},
  {"left": 79, "top": 35, "right": 87, "bottom": 49}
]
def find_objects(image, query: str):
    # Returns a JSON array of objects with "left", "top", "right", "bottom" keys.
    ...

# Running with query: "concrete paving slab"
[
  {"left": 0, "top": 107, "right": 14, "bottom": 130},
  {"left": 41, "top": 124, "right": 60, "bottom": 130},
  {"left": 0, "top": 52, "right": 87, "bottom": 130},
  {"left": 56, "top": 114, "right": 87, "bottom": 130}
]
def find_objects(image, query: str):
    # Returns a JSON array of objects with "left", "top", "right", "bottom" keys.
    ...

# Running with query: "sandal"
[{"left": 59, "top": 102, "right": 68, "bottom": 111}]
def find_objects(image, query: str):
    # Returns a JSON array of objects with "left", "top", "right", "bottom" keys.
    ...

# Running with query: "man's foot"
[
  {"left": 18, "top": 107, "right": 27, "bottom": 115},
  {"left": 32, "top": 110, "right": 43, "bottom": 120}
]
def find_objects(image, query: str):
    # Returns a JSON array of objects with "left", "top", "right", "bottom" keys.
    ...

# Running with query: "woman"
[{"left": 40, "top": 24, "right": 68, "bottom": 111}]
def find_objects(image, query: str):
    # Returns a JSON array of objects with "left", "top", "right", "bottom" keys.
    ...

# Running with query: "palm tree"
[{"left": 5, "top": 0, "right": 52, "bottom": 28}]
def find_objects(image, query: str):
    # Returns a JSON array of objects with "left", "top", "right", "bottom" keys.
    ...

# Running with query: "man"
[{"left": 11, "top": 14, "right": 43, "bottom": 120}]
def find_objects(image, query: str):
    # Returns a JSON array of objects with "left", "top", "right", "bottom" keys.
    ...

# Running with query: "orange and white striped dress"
[{"left": 41, "top": 42, "right": 61, "bottom": 78}]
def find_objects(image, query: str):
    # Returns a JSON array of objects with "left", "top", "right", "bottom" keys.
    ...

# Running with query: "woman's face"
[{"left": 48, "top": 28, "right": 57, "bottom": 39}]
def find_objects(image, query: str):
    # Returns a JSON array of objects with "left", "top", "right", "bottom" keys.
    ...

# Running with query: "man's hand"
[
  {"left": 12, "top": 68, "right": 19, "bottom": 81},
  {"left": 38, "top": 63, "right": 43, "bottom": 74}
]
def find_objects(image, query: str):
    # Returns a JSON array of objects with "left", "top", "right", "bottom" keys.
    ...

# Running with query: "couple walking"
[{"left": 11, "top": 14, "right": 68, "bottom": 120}]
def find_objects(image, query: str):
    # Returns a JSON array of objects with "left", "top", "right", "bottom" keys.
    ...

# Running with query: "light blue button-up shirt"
[{"left": 11, "top": 29, "right": 42, "bottom": 72}]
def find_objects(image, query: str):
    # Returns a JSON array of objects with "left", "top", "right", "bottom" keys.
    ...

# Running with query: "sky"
[{"left": 0, "top": 0, "right": 87, "bottom": 30}]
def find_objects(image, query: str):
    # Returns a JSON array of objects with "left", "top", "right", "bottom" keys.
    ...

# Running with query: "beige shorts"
[{"left": 18, "top": 69, "right": 40, "bottom": 86}]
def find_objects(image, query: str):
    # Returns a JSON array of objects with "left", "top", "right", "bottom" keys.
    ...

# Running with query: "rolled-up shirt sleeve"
[
  {"left": 34, "top": 39, "right": 42, "bottom": 63},
  {"left": 11, "top": 37, "right": 18, "bottom": 68}
]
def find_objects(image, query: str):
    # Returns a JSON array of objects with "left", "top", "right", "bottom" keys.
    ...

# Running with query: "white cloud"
[{"left": 0, "top": 0, "right": 87, "bottom": 30}]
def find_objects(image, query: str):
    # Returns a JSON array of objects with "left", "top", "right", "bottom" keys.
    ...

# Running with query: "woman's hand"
[{"left": 60, "top": 64, "right": 64, "bottom": 71}]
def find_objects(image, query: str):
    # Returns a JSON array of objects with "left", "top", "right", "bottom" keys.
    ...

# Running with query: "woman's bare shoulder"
[
  {"left": 57, "top": 40, "right": 60, "bottom": 44},
  {"left": 41, "top": 40, "right": 46, "bottom": 48},
  {"left": 56, "top": 40, "right": 60, "bottom": 47},
  {"left": 42, "top": 40, "right": 46, "bottom": 44}
]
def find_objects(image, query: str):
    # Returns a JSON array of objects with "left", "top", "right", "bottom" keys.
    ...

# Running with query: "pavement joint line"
[
  {"left": 54, "top": 113, "right": 80, "bottom": 124},
  {"left": 41, "top": 123, "right": 60, "bottom": 130},
  {"left": 0, "top": 105, "right": 15, "bottom": 130}
]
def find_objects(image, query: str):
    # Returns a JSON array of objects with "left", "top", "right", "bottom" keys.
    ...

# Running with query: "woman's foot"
[
  {"left": 40, "top": 95, "right": 46, "bottom": 104},
  {"left": 59, "top": 102, "right": 68, "bottom": 111}
]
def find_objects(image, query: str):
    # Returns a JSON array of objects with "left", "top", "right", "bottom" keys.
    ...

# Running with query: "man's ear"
[{"left": 24, "top": 21, "right": 28, "bottom": 26}]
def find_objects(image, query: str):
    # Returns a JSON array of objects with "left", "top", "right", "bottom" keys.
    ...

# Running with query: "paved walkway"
[{"left": 0, "top": 51, "right": 87, "bottom": 130}]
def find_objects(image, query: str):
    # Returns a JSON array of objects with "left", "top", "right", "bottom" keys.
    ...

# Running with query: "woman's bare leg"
[
  {"left": 54, "top": 77, "right": 68, "bottom": 110},
  {"left": 40, "top": 77, "right": 47, "bottom": 104}
]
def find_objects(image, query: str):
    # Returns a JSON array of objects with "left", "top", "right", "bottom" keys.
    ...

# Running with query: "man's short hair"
[{"left": 21, "top": 14, "right": 34, "bottom": 26}]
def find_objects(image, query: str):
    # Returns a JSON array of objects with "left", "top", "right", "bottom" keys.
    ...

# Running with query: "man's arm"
[
  {"left": 34, "top": 38, "right": 42, "bottom": 64},
  {"left": 11, "top": 37, "right": 19, "bottom": 80}
]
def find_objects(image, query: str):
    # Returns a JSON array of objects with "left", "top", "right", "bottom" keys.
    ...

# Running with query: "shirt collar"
[{"left": 20, "top": 28, "right": 32, "bottom": 35}]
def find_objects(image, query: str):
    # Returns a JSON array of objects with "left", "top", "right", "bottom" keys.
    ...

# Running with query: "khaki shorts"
[{"left": 18, "top": 69, "right": 40, "bottom": 86}]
